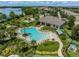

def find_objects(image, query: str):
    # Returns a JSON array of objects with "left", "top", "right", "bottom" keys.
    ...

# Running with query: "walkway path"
[
  {"left": 52, "top": 33, "right": 64, "bottom": 57},
  {"left": 35, "top": 33, "right": 64, "bottom": 57}
]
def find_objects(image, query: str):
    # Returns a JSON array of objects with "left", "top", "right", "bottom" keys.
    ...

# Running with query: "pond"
[{"left": 0, "top": 8, "right": 22, "bottom": 16}]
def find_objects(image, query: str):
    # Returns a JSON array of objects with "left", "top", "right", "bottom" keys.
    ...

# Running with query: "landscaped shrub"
[
  {"left": 60, "top": 34, "right": 66, "bottom": 40},
  {"left": 41, "top": 26, "right": 54, "bottom": 32},
  {"left": 2, "top": 47, "right": 12, "bottom": 56},
  {"left": 67, "top": 50, "right": 77, "bottom": 57}
]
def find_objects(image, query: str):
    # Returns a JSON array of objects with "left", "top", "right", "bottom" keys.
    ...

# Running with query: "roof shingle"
[{"left": 39, "top": 16, "right": 65, "bottom": 27}]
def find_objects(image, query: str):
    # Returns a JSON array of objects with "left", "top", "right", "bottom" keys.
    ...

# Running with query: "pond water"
[{"left": 0, "top": 8, "right": 22, "bottom": 16}]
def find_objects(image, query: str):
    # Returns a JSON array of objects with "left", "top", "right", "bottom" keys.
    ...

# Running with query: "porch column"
[
  {"left": 40, "top": 22, "right": 42, "bottom": 25},
  {"left": 51, "top": 25, "right": 53, "bottom": 28},
  {"left": 45, "top": 23, "right": 47, "bottom": 26}
]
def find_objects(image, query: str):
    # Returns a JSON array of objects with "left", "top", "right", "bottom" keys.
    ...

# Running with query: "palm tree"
[
  {"left": 9, "top": 11, "right": 16, "bottom": 19},
  {"left": 21, "top": 7, "right": 26, "bottom": 16}
]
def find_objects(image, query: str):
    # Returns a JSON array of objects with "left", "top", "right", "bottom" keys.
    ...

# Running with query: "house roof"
[{"left": 39, "top": 16, "right": 65, "bottom": 27}]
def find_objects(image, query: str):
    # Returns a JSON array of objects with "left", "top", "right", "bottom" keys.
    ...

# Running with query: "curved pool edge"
[{"left": 16, "top": 27, "right": 54, "bottom": 43}]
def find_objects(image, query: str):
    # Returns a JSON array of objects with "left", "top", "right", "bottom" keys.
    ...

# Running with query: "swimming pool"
[{"left": 20, "top": 27, "right": 49, "bottom": 41}]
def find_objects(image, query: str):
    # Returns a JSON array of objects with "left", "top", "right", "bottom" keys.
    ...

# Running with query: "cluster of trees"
[
  {"left": 21, "top": 7, "right": 39, "bottom": 17},
  {"left": 43, "top": 8, "right": 70, "bottom": 18},
  {"left": 72, "top": 25, "right": 79, "bottom": 41},
  {"left": 9, "top": 11, "right": 16, "bottom": 19},
  {"left": 46, "top": 8, "right": 58, "bottom": 16},
  {"left": 68, "top": 15, "right": 75, "bottom": 29},
  {"left": 65, "top": 15, "right": 79, "bottom": 41},
  {"left": 0, "top": 10, "right": 21, "bottom": 21},
  {"left": 9, "top": 11, "right": 21, "bottom": 19},
  {"left": 43, "top": 8, "right": 60, "bottom": 17},
  {"left": 0, "top": 11, "right": 15, "bottom": 21},
  {"left": 0, "top": 13, "right": 6, "bottom": 20},
  {"left": 59, "top": 10, "right": 69, "bottom": 18}
]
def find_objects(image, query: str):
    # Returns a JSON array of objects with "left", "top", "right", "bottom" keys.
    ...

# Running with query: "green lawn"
[
  {"left": 37, "top": 41, "right": 59, "bottom": 52},
  {"left": 64, "top": 28, "right": 72, "bottom": 36}
]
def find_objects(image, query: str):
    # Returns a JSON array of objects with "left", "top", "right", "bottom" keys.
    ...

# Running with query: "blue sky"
[{"left": 0, "top": 1, "right": 79, "bottom": 6}]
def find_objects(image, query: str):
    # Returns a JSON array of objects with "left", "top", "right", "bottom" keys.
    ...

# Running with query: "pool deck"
[
  {"left": 17, "top": 28, "right": 54, "bottom": 43},
  {"left": 16, "top": 26, "right": 64, "bottom": 57}
]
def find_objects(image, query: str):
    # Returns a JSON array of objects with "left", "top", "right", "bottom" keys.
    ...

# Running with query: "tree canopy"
[
  {"left": 68, "top": 15, "right": 75, "bottom": 29},
  {"left": 0, "top": 12, "right": 6, "bottom": 20},
  {"left": 72, "top": 25, "right": 79, "bottom": 41},
  {"left": 9, "top": 11, "right": 16, "bottom": 19}
]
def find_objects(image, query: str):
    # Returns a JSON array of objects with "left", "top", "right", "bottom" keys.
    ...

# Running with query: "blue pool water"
[{"left": 21, "top": 27, "right": 48, "bottom": 41}]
